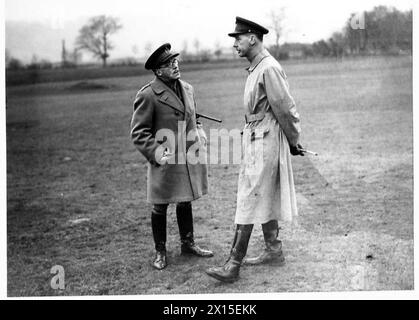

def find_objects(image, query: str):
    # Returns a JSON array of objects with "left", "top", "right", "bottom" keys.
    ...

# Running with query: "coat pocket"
[{"left": 250, "top": 127, "right": 270, "bottom": 141}]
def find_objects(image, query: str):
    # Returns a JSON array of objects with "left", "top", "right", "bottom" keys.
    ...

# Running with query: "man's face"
[
  {"left": 157, "top": 58, "right": 180, "bottom": 81},
  {"left": 233, "top": 34, "right": 251, "bottom": 57}
]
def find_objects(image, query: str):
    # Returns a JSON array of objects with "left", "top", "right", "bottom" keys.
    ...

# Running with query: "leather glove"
[{"left": 290, "top": 143, "right": 305, "bottom": 156}]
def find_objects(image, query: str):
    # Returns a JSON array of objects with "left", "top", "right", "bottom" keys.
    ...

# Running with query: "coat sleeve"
[
  {"left": 263, "top": 66, "right": 301, "bottom": 147},
  {"left": 130, "top": 92, "right": 163, "bottom": 165},
  {"left": 191, "top": 87, "right": 201, "bottom": 124}
]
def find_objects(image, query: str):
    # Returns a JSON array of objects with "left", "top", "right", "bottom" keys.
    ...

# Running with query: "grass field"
[{"left": 6, "top": 55, "right": 413, "bottom": 296}]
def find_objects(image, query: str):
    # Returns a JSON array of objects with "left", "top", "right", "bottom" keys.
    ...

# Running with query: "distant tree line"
[
  {"left": 345, "top": 6, "right": 412, "bottom": 54},
  {"left": 271, "top": 6, "right": 412, "bottom": 60},
  {"left": 5, "top": 6, "right": 412, "bottom": 70}
]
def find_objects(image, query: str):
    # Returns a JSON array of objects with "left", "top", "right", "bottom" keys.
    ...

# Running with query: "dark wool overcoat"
[{"left": 131, "top": 77, "right": 208, "bottom": 204}]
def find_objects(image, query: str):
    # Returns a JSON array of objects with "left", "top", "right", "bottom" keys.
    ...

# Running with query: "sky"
[{"left": 4, "top": 0, "right": 415, "bottom": 62}]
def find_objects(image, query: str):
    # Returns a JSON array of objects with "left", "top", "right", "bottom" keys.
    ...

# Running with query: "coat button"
[{"left": 175, "top": 111, "right": 180, "bottom": 116}]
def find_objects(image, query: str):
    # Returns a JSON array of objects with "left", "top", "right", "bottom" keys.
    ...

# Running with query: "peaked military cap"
[
  {"left": 144, "top": 43, "right": 179, "bottom": 70},
  {"left": 228, "top": 16, "right": 269, "bottom": 37}
]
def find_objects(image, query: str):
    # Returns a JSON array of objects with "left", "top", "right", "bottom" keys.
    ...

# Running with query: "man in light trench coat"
[
  {"left": 131, "top": 43, "right": 213, "bottom": 270},
  {"left": 206, "top": 17, "right": 304, "bottom": 282}
]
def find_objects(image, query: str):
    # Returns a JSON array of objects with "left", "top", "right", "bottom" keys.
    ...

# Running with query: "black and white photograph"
[{"left": 1, "top": 0, "right": 416, "bottom": 300}]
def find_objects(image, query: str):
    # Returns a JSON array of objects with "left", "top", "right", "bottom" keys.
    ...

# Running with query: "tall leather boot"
[
  {"left": 151, "top": 204, "right": 168, "bottom": 270},
  {"left": 176, "top": 202, "right": 213, "bottom": 257},
  {"left": 242, "top": 220, "right": 285, "bottom": 266},
  {"left": 205, "top": 224, "right": 253, "bottom": 283}
]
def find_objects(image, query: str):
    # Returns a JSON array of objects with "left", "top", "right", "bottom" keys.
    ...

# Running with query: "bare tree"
[
  {"left": 268, "top": 7, "right": 286, "bottom": 58},
  {"left": 182, "top": 40, "right": 189, "bottom": 55},
  {"left": 31, "top": 54, "right": 39, "bottom": 65},
  {"left": 193, "top": 38, "right": 201, "bottom": 55},
  {"left": 5, "top": 49, "right": 24, "bottom": 70},
  {"left": 69, "top": 48, "right": 82, "bottom": 65},
  {"left": 329, "top": 32, "right": 346, "bottom": 59},
  {"left": 178, "top": 40, "right": 190, "bottom": 61},
  {"left": 61, "top": 40, "right": 68, "bottom": 67},
  {"left": 76, "top": 15, "right": 122, "bottom": 67},
  {"left": 214, "top": 40, "right": 222, "bottom": 60},
  {"left": 144, "top": 41, "right": 153, "bottom": 56}
]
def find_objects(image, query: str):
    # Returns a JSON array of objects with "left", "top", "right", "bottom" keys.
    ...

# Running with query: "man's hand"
[
  {"left": 160, "top": 148, "right": 174, "bottom": 164},
  {"left": 155, "top": 146, "right": 174, "bottom": 166},
  {"left": 290, "top": 143, "right": 305, "bottom": 156}
]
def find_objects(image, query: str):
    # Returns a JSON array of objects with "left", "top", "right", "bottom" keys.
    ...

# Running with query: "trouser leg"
[
  {"left": 176, "top": 202, "right": 193, "bottom": 245},
  {"left": 176, "top": 202, "right": 213, "bottom": 257},
  {"left": 151, "top": 204, "right": 168, "bottom": 270}
]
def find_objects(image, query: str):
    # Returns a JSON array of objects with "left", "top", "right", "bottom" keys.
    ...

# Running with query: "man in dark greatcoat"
[{"left": 131, "top": 43, "right": 213, "bottom": 270}]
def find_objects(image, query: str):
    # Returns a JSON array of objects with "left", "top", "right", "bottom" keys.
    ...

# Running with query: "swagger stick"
[
  {"left": 196, "top": 112, "right": 222, "bottom": 123},
  {"left": 301, "top": 149, "right": 319, "bottom": 156}
]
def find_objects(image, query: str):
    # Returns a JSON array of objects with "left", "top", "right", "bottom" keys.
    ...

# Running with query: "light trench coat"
[{"left": 235, "top": 49, "right": 301, "bottom": 224}]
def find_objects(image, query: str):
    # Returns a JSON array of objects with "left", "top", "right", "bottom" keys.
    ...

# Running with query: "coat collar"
[
  {"left": 246, "top": 49, "right": 270, "bottom": 73},
  {"left": 150, "top": 77, "right": 193, "bottom": 118},
  {"left": 178, "top": 81, "right": 194, "bottom": 118}
]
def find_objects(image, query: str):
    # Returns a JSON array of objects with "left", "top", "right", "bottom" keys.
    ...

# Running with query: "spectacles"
[{"left": 160, "top": 58, "right": 179, "bottom": 69}]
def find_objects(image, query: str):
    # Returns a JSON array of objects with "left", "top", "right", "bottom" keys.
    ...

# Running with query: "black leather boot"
[
  {"left": 176, "top": 202, "right": 213, "bottom": 257},
  {"left": 151, "top": 206, "right": 168, "bottom": 270},
  {"left": 242, "top": 220, "right": 285, "bottom": 266},
  {"left": 205, "top": 224, "right": 253, "bottom": 283}
]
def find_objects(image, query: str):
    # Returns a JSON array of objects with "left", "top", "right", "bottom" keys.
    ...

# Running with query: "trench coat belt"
[{"left": 245, "top": 111, "right": 265, "bottom": 123}]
